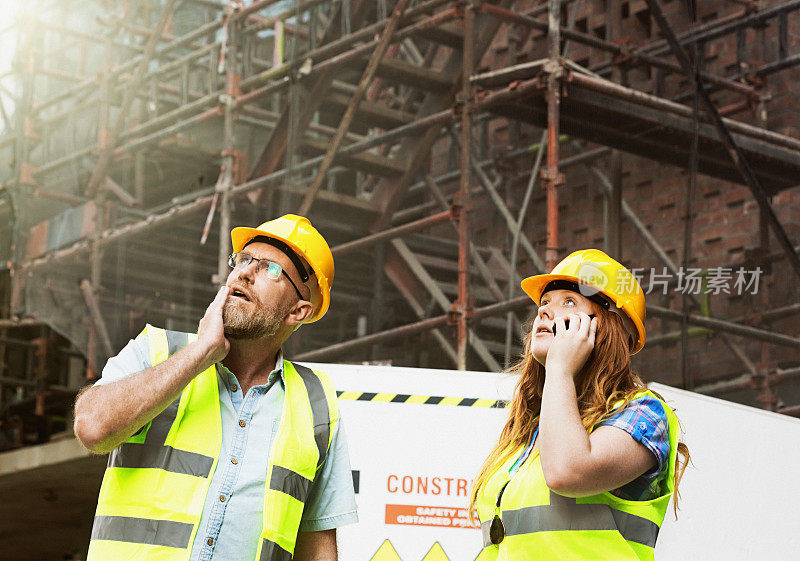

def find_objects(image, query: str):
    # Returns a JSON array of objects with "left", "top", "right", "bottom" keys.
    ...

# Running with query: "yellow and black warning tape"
[{"left": 336, "top": 391, "right": 508, "bottom": 409}]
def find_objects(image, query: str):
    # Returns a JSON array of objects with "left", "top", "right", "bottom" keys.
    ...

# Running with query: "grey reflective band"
[
  {"left": 481, "top": 520, "right": 493, "bottom": 547},
  {"left": 165, "top": 330, "right": 190, "bottom": 357},
  {"left": 91, "top": 515, "right": 193, "bottom": 549},
  {"left": 291, "top": 362, "right": 331, "bottom": 468},
  {"left": 110, "top": 441, "right": 214, "bottom": 477},
  {"left": 269, "top": 465, "right": 313, "bottom": 503},
  {"left": 109, "top": 356, "right": 214, "bottom": 478},
  {"left": 259, "top": 538, "right": 292, "bottom": 561},
  {"left": 501, "top": 490, "right": 659, "bottom": 548},
  {"left": 609, "top": 509, "right": 660, "bottom": 548},
  {"left": 146, "top": 396, "right": 180, "bottom": 446}
]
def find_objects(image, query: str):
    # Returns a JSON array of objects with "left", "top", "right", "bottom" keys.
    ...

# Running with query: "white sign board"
[
  {"left": 305, "top": 362, "right": 514, "bottom": 561},
  {"left": 651, "top": 383, "right": 800, "bottom": 561},
  {"left": 302, "top": 363, "right": 800, "bottom": 561}
]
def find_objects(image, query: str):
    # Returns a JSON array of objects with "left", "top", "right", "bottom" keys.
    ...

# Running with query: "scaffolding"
[{"left": 1, "top": 0, "right": 800, "bottom": 449}]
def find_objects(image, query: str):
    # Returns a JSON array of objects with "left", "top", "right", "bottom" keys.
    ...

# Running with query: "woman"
[{"left": 470, "top": 249, "right": 689, "bottom": 561}]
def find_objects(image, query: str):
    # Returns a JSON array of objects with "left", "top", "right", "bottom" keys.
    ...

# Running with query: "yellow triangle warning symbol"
[
  {"left": 370, "top": 539, "right": 402, "bottom": 561},
  {"left": 420, "top": 542, "right": 450, "bottom": 561}
]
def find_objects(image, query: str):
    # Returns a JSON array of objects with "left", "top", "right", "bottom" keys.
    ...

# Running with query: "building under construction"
[{"left": 0, "top": 0, "right": 799, "bottom": 555}]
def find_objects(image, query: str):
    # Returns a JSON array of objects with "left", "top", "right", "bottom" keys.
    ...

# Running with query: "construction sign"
[
  {"left": 370, "top": 540, "right": 452, "bottom": 561},
  {"left": 302, "top": 363, "right": 800, "bottom": 561},
  {"left": 305, "top": 362, "right": 515, "bottom": 561}
]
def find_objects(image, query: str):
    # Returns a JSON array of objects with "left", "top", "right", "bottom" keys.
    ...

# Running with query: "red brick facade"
[{"left": 431, "top": 0, "right": 800, "bottom": 406}]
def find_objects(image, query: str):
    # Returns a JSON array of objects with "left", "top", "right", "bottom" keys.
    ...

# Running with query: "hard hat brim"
[
  {"left": 230, "top": 226, "right": 330, "bottom": 323},
  {"left": 521, "top": 273, "right": 646, "bottom": 354}
]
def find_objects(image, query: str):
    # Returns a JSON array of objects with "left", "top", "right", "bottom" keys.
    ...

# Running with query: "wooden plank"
[
  {"left": 347, "top": 56, "right": 454, "bottom": 92},
  {"left": 325, "top": 91, "right": 415, "bottom": 130},
  {"left": 301, "top": 138, "right": 406, "bottom": 177},
  {"left": 413, "top": 21, "right": 463, "bottom": 48}
]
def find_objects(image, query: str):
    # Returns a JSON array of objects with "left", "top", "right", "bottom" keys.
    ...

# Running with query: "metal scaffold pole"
[
  {"left": 455, "top": 0, "right": 476, "bottom": 370},
  {"left": 2, "top": 0, "right": 800, "bottom": 427},
  {"left": 644, "top": 0, "right": 800, "bottom": 281},
  {"left": 217, "top": 3, "right": 242, "bottom": 283},
  {"left": 298, "top": 0, "right": 410, "bottom": 215},
  {"left": 86, "top": 0, "right": 178, "bottom": 198},
  {"left": 543, "top": 0, "right": 562, "bottom": 270}
]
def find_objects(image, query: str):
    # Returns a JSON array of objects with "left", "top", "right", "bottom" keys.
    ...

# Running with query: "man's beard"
[{"left": 222, "top": 296, "right": 290, "bottom": 340}]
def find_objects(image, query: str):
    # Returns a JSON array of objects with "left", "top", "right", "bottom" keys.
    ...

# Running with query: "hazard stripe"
[{"left": 336, "top": 391, "right": 507, "bottom": 408}]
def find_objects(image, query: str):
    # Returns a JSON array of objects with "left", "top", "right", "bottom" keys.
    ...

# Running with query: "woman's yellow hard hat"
[
  {"left": 520, "top": 249, "right": 646, "bottom": 353},
  {"left": 231, "top": 214, "right": 334, "bottom": 323}
]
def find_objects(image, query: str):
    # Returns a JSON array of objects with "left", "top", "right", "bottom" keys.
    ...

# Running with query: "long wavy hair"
[{"left": 469, "top": 304, "right": 690, "bottom": 520}]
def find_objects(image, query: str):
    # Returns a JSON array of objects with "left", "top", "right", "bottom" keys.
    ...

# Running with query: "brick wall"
[{"left": 430, "top": 0, "right": 800, "bottom": 405}]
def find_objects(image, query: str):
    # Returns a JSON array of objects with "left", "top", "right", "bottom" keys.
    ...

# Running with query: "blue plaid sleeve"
[{"left": 598, "top": 395, "right": 670, "bottom": 479}]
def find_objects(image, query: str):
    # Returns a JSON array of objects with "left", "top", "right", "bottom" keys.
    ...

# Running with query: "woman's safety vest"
[
  {"left": 87, "top": 324, "right": 339, "bottom": 561},
  {"left": 475, "top": 390, "right": 679, "bottom": 561}
]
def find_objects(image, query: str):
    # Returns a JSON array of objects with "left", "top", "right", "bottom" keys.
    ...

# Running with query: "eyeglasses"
[
  {"left": 489, "top": 481, "right": 510, "bottom": 545},
  {"left": 228, "top": 252, "right": 306, "bottom": 300}
]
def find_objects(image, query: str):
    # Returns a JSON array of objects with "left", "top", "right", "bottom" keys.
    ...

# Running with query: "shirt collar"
[
  {"left": 216, "top": 349, "right": 285, "bottom": 390},
  {"left": 271, "top": 350, "right": 285, "bottom": 383}
]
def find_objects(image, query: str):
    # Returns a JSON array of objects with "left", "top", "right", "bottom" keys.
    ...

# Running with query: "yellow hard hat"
[
  {"left": 231, "top": 214, "right": 334, "bottom": 323},
  {"left": 520, "top": 249, "right": 646, "bottom": 354}
]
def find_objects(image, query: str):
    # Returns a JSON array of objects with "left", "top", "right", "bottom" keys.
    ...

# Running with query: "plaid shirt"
[
  {"left": 512, "top": 395, "right": 671, "bottom": 500},
  {"left": 599, "top": 395, "right": 671, "bottom": 500}
]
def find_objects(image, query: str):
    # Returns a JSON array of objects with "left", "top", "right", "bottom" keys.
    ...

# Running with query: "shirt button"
[
  {"left": 231, "top": 384, "right": 238, "bottom": 392},
  {"left": 219, "top": 495, "right": 226, "bottom": 502},
  {"left": 639, "top": 422, "right": 647, "bottom": 431},
  {"left": 239, "top": 420, "right": 246, "bottom": 428},
  {"left": 207, "top": 538, "right": 214, "bottom": 546},
  {"left": 231, "top": 457, "right": 238, "bottom": 465}
]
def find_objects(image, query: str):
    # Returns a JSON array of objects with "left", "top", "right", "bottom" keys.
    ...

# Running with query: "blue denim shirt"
[{"left": 95, "top": 332, "right": 358, "bottom": 561}]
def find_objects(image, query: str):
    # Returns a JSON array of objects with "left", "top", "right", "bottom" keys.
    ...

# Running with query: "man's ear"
[
  {"left": 306, "top": 280, "right": 321, "bottom": 317},
  {"left": 285, "top": 300, "right": 314, "bottom": 326}
]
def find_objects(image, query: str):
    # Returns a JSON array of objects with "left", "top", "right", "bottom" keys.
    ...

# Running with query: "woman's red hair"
[{"left": 469, "top": 305, "right": 690, "bottom": 521}]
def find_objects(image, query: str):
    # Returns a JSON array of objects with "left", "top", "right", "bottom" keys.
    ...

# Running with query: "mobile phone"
[{"left": 552, "top": 313, "right": 596, "bottom": 335}]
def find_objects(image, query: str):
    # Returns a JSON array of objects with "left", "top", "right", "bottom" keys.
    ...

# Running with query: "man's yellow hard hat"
[
  {"left": 521, "top": 249, "right": 646, "bottom": 353},
  {"left": 231, "top": 214, "right": 334, "bottom": 323}
]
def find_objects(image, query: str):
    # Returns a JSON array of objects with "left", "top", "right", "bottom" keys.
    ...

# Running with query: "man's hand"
[{"left": 196, "top": 286, "right": 231, "bottom": 370}]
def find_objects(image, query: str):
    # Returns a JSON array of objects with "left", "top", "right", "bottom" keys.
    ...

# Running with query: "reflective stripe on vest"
[
  {"left": 269, "top": 465, "right": 313, "bottom": 503},
  {"left": 255, "top": 360, "right": 338, "bottom": 558},
  {"left": 88, "top": 325, "right": 337, "bottom": 561},
  {"left": 481, "top": 490, "right": 659, "bottom": 548},
  {"left": 293, "top": 362, "right": 332, "bottom": 468},
  {"left": 108, "top": 397, "right": 214, "bottom": 477},
  {"left": 259, "top": 538, "right": 292, "bottom": 561},
  {"left": 475, "top": 390, "right": 679, "bottom": 561},
  {"left": 481, "top": 520, "right": 493, "bottom": 546},
  {"left": 92, "top": 515, "right": 194, "bottom": 549}
]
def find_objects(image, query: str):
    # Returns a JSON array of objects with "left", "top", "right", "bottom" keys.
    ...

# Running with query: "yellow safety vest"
[
  {"left": 475, "top": 390, "right": 679, "bottom": 561},
  {"left": 87, "top": 324, "right": 339, "bottom": 561}
]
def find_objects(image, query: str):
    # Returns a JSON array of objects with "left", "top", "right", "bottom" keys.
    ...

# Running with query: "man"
[{"left": 74, "top": 214, "right": 357, "bottom": 561}]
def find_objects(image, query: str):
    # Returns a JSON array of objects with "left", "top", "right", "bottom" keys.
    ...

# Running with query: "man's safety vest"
[
  {"left": 475, "top": 390, "right": 679, "bottom": 561},
  {"left": 87, "top": 324, "right": 339, "bottom": 561}
]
